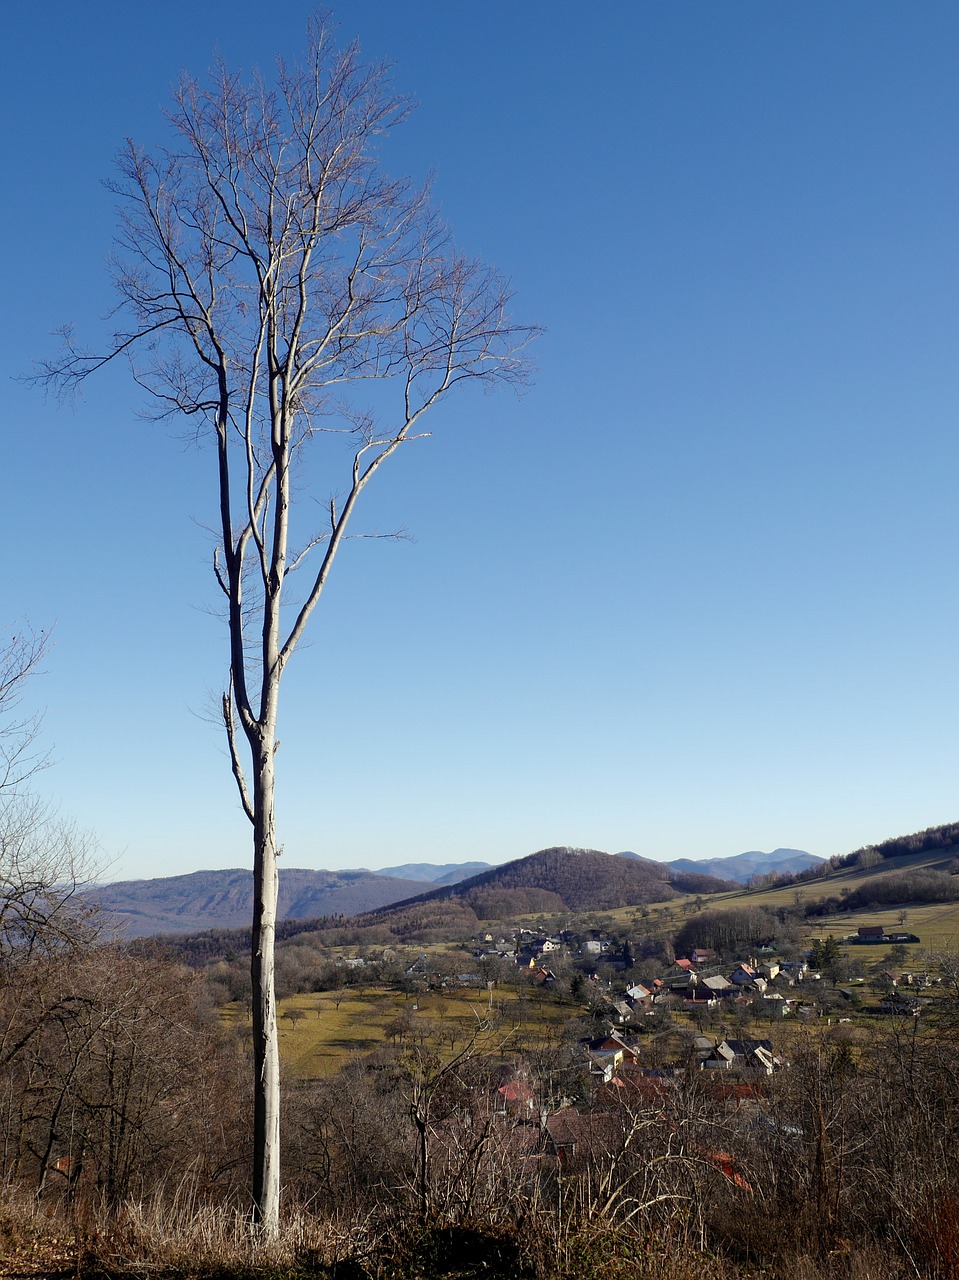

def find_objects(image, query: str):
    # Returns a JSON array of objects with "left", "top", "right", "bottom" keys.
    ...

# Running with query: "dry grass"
[
  {"left": 0, "top": 1185, "right": 78, "bottom": 1278},
  {"left": 70, "top": 1192, "right": 377, "bottom": 1278}
]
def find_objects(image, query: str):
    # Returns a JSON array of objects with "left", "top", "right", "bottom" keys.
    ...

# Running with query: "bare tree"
[
  {"left": 34, "top": 17, "right": 536, "bottom": 1236},
  {"left": 0, "top": 795, "right": 98, "bottom": 965},
  {"left": 281, "top": 1007, "right": 306, "bottom": 1031},
  {"left": 392, "top": 1012, "right": 505, "bottom": 1223},
  {"left": 0, "top": 623, "right": 51, "bottom": 796},
  {"left": 0, "top": 947, "right": 249, "bottom": 1206},
  {"left": 0, "top": 625, "right": 98, "bottom": 966}
]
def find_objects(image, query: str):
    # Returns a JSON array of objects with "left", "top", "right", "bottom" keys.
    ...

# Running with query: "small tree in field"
[{"left": 36, "top": 17, "right": 535, "bottom": 1236}]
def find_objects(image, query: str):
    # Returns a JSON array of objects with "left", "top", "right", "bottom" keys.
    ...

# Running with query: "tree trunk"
[
  {"left": 251, "top": 744, "right": 280, "bottom": 1236},
  {"left": 415, "top": 1108, "right": 429, "bottom": 1222}
]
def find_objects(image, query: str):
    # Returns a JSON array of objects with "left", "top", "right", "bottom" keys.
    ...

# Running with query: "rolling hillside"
[
  {"left": 665, "top": 826, "right": 959, "bottom": 953},
  {"left": 88, "top": 867, "right": 436, "bottom": 937}
]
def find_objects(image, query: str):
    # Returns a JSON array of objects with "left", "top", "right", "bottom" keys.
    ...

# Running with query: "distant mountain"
[
  {"left": 663, "top": 848, "right": 822, "bottom": 884},
  {"left": 372, "top": 846, "right": 737, "bottom": 921},
  {"left": 88, "top": 867, "right": 435, "bottom": 938},
  {"left": 375, "top": 861, "right": 493, "bottom": 886}
]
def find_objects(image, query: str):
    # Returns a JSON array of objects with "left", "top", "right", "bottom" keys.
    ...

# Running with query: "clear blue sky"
[{"left": 3, "top": 2, "right": 958, "bottom": 881}]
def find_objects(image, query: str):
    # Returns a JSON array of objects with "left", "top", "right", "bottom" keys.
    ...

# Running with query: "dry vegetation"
[{"left": 7, "top": 827, "right": 959, "bottom": 1277}]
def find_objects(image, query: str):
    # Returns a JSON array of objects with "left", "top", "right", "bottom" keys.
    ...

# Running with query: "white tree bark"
[{"left": 251, "top": 742, "right": 280, "bottom": 1228}]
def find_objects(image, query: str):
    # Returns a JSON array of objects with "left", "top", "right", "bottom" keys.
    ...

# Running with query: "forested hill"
[
  {"left": 375, "top": 846, "right": 738, "bottom": 918},
  {"left": 841, "top": 820, "right": 959, "bottom": 869}
]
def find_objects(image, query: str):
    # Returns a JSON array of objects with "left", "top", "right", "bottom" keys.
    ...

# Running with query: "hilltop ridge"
[{"left": 371, "top": 846, "right": 739, "bottom": 919}]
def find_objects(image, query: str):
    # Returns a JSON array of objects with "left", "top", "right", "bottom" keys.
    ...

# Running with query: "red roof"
[
  {"left": 497, "top": 1080, "right": 533, "bottom": 1105},
  {"left": 702, "top": 1149, "right": 752, "bottom": 1192}
]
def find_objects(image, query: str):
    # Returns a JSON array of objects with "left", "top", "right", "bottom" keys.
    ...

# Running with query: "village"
[{"left": 335, "top": 916, "right": 942, "bottom": 1105}]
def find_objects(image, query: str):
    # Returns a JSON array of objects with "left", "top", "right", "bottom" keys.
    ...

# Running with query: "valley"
[{"left": 7, "top": 821, "right": 959, "bottom": 1279}]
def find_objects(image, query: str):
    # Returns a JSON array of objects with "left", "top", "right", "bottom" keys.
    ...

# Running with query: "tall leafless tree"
[{"left": 35, "top": 16, "right": 536, "bottom": 1236}]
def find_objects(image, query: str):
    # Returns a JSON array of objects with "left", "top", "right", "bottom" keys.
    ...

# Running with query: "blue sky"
[{"left": 3, "top": 2, "right": 959, "bottom": 881}]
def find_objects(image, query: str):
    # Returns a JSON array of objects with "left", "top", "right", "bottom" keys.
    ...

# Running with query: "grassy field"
[
  {"left": 804, "top": 899, "right": 959, "bottom": 954},
  {"left": 224, "top": 982, "right": 579, "bottom": 1080}
]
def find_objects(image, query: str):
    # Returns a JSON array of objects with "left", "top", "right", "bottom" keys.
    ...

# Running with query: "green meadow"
[{"left": 225, "top": 982, "right": 578, "bottom": 1079}]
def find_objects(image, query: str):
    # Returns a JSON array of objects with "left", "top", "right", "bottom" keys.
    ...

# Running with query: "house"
[
  {"left": 625, "top": 982, "right": 653, "bottom": 1004},
  {"left": 531, "top": 966, "right": 557, "bottom": 987},
  {"left": 544, "top": 1110, "right": 625, "bottom": 1165},
  {"left": 702, "top": 1041, "right": 737, "bottom": 1070},
  {"left": 758, "top": 994, "right": 792, "bottom": 1018},
  {"left": 586, "top": 1030, "right": 640, "bottom": 1061},
  {"left": 857, "top": 925, "right": 886, "bottom": 943},
  {"left": 768, "top": 969, "right": 796, "bottom": 990},
  {"left": 731, "top": 964, "right": 758, "bottom": 985},
  {"left": 688, "top": 1034, "right": 715, "bottom": 1066},
  {"left": 493, "top": 1077, "right": 536, "bottom": 1116},
  {"left": 665, "top": 960, "right": 699, "bottom": 995},
  {"left": 586, "top": 1051, "right": 619, "bottom": 1082},
  {"left": 698, "top": 1147, "right": 753, "bottom": 1192},
  {"left": 583, "top": 1031, "right": 641, "bottom": 1077},
  {"left": 609, "top": 1000, "right": 633, "bottom": 1025},
  {"left": 702, "top": 1038, "right": 782, "bottom": 1074},
  {"left": 901, "top": 972, "right": 937, "bottom": 987},
  {"left": 544, "top": 1110, "right": 589, "bottom": 1162},
  {"left": 520, "top": 936, "right": 560, "bottom": 964}
]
